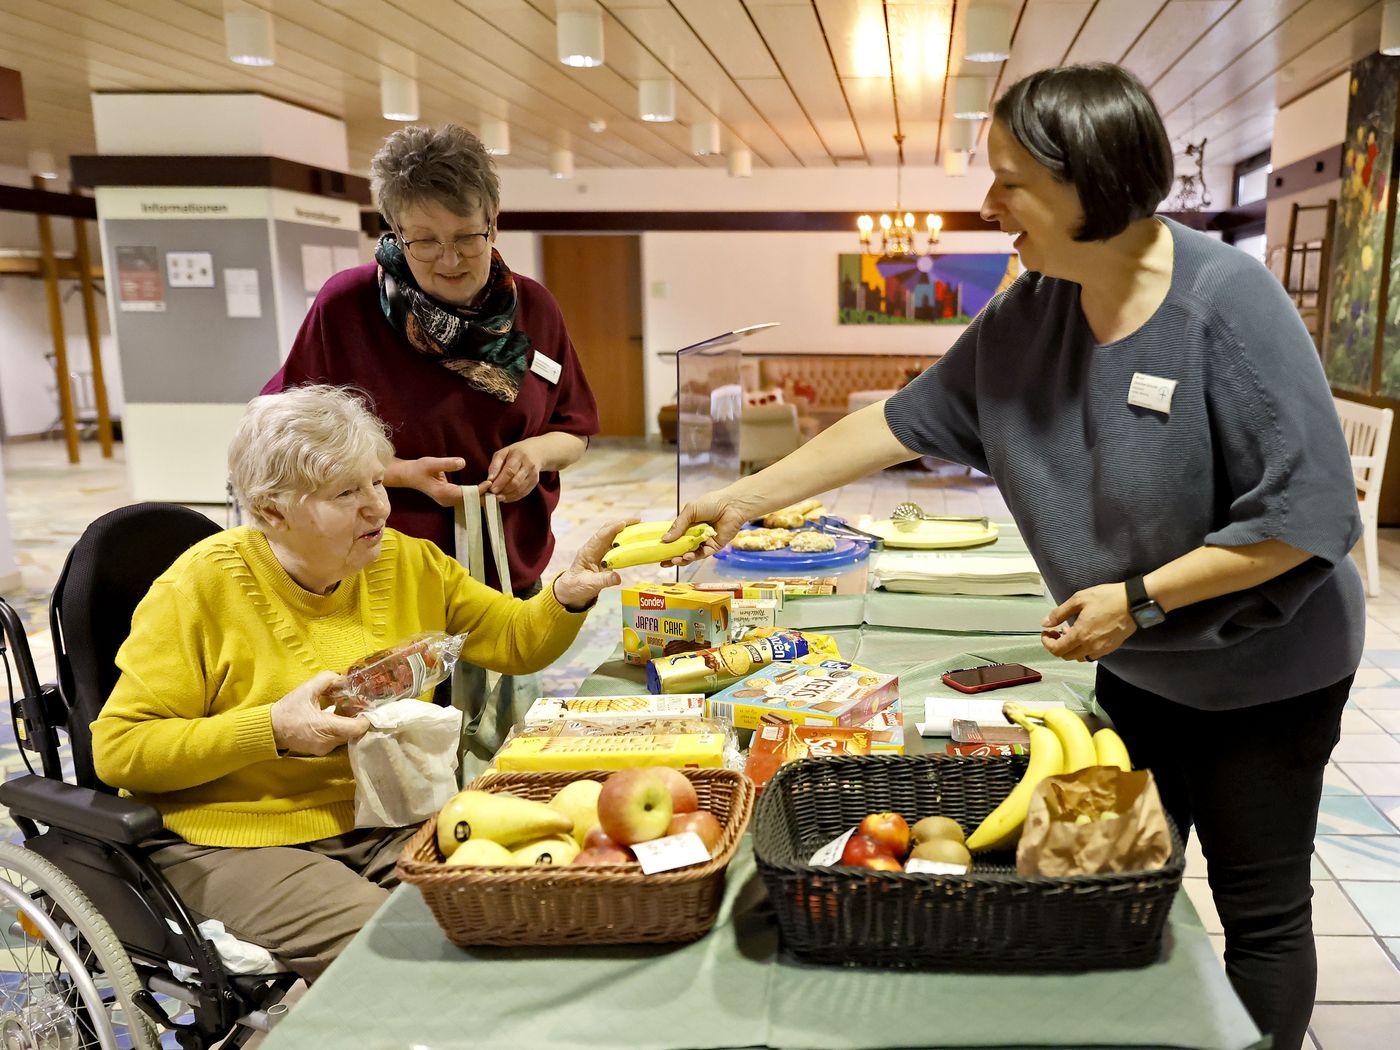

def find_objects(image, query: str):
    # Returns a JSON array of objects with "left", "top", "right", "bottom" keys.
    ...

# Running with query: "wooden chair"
[{"left": 1334, "top": 397, "right": 1394, "bottom": 597}]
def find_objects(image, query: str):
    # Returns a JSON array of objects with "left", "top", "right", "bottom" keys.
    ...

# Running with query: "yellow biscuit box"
[{"left": 621, "top": 584, "right": 731, "bottom": 666}]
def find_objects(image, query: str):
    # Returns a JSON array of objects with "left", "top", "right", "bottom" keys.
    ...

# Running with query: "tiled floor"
[{"left": 3, "top": 436, "right": 1400, "bottom": 1049}]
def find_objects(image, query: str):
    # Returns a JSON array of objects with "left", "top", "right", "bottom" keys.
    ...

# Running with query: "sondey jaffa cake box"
[
  {"left": 621, "top": 585, "right": 731, "bottom": 666},
  {"left": 706, "top": 660, "right": 899, "bottom": 730}
]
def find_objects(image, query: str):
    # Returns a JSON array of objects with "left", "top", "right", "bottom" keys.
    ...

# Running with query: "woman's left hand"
[
  {"left": 480, "top": 440, "right": 542, "bottom": 503},
  {"left": 552, "top": 519, "right": 633, "bottom": 611},
  {"left": 1041, "top": 583, "right": 1137, "bottom": 662}
]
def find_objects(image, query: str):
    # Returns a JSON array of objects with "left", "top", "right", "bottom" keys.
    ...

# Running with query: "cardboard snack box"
[
  {"left": 493, "top": 729, "right": 727, "bottom": 771},
  {"left": 523, "top": 694, "right": 707, "bottom": 723},
  {"left": 706, "top": 660, "right": 899, "bottom": 730},
  {"left": 621, "top": 584, "right": 731, "bottom": 666}
]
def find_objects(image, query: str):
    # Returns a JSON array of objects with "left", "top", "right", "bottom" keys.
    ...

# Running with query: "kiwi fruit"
[
  {"left": 910, "top": 838, "right": 972, "bottom": 869},
  {"left": 911, "top": 815, "right": 966, "bottom": 846}
]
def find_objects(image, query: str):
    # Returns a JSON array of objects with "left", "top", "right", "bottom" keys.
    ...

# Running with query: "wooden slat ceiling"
[{"left": 0, "top": 0, "right": 1387, "bottom": 184}]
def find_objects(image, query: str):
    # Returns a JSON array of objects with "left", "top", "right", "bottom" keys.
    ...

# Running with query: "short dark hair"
[
  {"left": 371, "top": 124, "right": 500, "bottom": 228},
  {"left": 994, "top": 64, "right": 1174, "bottom": 242}
]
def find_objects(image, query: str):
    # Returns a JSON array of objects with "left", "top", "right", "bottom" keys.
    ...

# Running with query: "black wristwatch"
[{"left": 1125, "top": 575, "right": 1166, "bottom": 629}]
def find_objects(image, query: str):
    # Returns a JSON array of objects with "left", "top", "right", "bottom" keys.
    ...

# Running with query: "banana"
[
  {"left": 965, "top": 722, "right": 1065, "bottom": 853},
  {"left": 611, "top": 521, "right": 673, "bottom": 547},
  {"left": 602, "top": 525, "right": 716, "bottom": 570},
  {"left": 1019, "top": 706, "right": 1096, "bottom": 774},
  {"left": 436, "top": 790, "right": 573, "bottom": 857},
  {"left": 1092, "top": 727, "right": 1132, "bottom": 771}
]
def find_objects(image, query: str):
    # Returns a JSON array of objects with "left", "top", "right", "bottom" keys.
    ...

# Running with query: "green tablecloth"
[{"left": 261, "top": 614, "right": 1263, "bottom": 1050}]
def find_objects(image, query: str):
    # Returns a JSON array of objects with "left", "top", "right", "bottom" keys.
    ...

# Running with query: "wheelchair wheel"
[{"left": 0, "top": 842, "right": 159, "bottom": 1050}]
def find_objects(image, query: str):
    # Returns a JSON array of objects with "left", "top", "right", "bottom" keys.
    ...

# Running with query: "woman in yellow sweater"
[{"left": 92, "top": 384, "right": 624, "bottom": 981}]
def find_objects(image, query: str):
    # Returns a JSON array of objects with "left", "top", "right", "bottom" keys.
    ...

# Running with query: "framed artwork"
[{"left": 838, "top": 253, "right": 1019, "bottom": 325}]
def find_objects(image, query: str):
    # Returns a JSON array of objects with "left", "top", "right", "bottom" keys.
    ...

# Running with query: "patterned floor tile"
[
  {"left": 1318, "top": 795, "right": 1399, "bottom": 836},
  {"left": 1315, "top": 836, "right": 1400, "bottom": 881},
  {"left": 1332, "top": 734, "right": 1400, "bottom": 763},
  {"left": 1343, "top": 709, "right": 1387, "bottom": 734},
  {"left": 1339, "top": 764, "right": 1400, "bottom": 795},
  {"left": 1324, "top": 763, "right": 1361, "bottom": 796},
  {"left": 1314, "top": 935, "right": 1400, "bottom": 1001},
  {"left": 1309, "top": 1004, "right": 1400, "bottom": 1049},
  {"left": 1343, "top": 882, "right": 1400, "bottom": 937}
]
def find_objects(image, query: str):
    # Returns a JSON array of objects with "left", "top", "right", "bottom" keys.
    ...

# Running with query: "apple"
[
  {"left": 572, "top": 845, "right": 635, "bottom": 866},
  {"left": 840, "top": 833, "right": 896, "bottom": 868},
  {"left": 584, "top": 825, "right": 625, "bottom": 852},
  {"left": 860, "top": 853, "right": 904, "bottom": 872},
  {"left": 667, "top": 810, "right": 723, "bottom": 853},
  {"left": 597, "top": 769, "right": 674, "bottom": 846},
  {"left": 651, "top": 766, "right": 699, "bottom": 814},
  {"left": 857, "top": 812, "right": 910, "bottom": 859}
]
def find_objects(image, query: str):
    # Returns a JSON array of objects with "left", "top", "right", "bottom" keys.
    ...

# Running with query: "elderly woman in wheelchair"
[{"left": 80, "top": 384, "right": 623, "bottom": 988}]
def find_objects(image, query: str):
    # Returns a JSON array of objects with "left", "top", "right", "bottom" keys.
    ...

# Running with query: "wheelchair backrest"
[{"left": 51, "top": 503, "right": 221, "bottom": 791}]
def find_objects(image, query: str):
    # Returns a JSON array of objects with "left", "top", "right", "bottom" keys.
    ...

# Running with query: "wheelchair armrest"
[{"left": 0, "top": 774, "right": 163, "bottom": 845}]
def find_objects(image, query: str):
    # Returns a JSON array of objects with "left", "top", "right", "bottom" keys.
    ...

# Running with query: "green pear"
[
  {"left": 436, "top": 789, "right": 573, "bottom": 857},
  {"left": 445, "top": 839, "right": 519, "bottom": 866},
  {"left": 548, "top": 779, "right": 605, "bottom": 848}
]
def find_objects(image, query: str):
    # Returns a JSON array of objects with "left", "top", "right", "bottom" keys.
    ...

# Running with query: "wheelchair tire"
[{"left": 0, "top": 840, "right": 159, "bottom": 1050}]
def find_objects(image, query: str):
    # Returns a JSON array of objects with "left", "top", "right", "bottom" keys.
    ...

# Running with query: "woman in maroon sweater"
[{"left": 265, "top": 125, "right": 598, "bottom": 595}]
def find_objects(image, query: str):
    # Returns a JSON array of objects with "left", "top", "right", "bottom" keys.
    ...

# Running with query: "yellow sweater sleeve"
[
  {"left": 432, "top": 546, "right": 587, "bottom": 674},
  {"left": 91, "top": 579, "right": 279, "bottom": 794}
]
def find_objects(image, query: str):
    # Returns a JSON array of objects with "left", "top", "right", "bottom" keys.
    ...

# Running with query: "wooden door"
[{"left": 541, "top": 235, "right": 645, "bottom": 437}]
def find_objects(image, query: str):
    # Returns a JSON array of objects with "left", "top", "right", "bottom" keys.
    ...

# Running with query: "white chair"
[{"left": 1334, "top": 397, "right": 1394, "bottom": 597}]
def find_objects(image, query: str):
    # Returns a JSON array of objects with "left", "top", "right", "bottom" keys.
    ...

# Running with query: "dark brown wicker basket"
[
  {"left": 751, "top": 753, "right": 1184, "bottom": 972},
  {"left": 397, "top": 767, "right": 754, "bottom": 947}
]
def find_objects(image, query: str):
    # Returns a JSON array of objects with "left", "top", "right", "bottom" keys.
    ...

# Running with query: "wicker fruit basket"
[
  {"left": 751, "top": 753, "right": 1184, "bottom": 972},
  {"left": 397, "top": 767, "right": 754, "bottom": 947}
]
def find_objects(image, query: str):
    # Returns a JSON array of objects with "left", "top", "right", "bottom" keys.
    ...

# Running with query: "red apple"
[
  {"left": 860, "top": 853, "right": 904, "bottom": 872},
  {"left": 840, "top": 833, "right": 895, "bottom": 868},
  {"left": 597, "top": 769, "right": 674, "bottom": 845},
  {"left": 667, "top": 810, "right": 723, "bottom": 853},
  {"left": 571, "top": 846, "right": 634, "bottom": 866},
  {"left": 858, "top": 812, "right": 910, "bottom": 859},
  {"left": 651, "top": 766, "right": 699, "bottom": 814},
  {"left": 584, "top": 826, "right": 625, "bottom": 852}
]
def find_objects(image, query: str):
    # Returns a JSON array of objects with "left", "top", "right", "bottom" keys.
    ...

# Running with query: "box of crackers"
[
  {"left": 621, "top": 584, "right": 731, "bottom": 666},
  {"left": 743, "top": 720, "right": 872, "bottom": 792},
  {"left": 862, "top": 698, "right": 905, "bottom": 754},
  {"left": 523, "top": 694, "right": 707, "bottom": 723},
  {"left": 705, "top": 659, "right": 899, "bottom": 730}
]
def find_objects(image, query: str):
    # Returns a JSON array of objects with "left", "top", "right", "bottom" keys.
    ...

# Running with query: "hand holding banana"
[
  {"left": 964, "top": 705, "right": 1132, "bottom": 853},
  {"left": 601, "top": 521, "right": 717, "bottom": 570}
]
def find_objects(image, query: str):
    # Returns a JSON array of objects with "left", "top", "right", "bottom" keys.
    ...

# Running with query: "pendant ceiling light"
[
  {"left": 691, "top": 120, "right": 721, "bottom": 156},
  {"left": 948, "top": 119, "right": 978, "bottom": 153},
  {"left": 550, "top": 147, "right": 574, "bottom": 179},
  {"left": 1383, "top": 1, "right": 1400, "bottom": 56},
  {"left": 944, "top": 150, "right": 969, "bottom": 177},
  {"left": 857, "top": 134, "right": 942, "bottom": 257},
  {"left": 28, "top": 148, "right": 57, "bottom": 179},
  {"left": 380, "top": 68, "right": 419, "bottom": 121},
  {"left": 964, "top": 6, "right": 1012, "bottom": 63},
  {"left": 225, "top": 6, "right": 275, "bottom": 67},
  {"left": 480, "top": 118, "right": 511, "bottom": 155},
  {"left": 557, "top": 10, "right": 605, "bottom": 68},
  {"left": 727, "top": 146, "right": 752, "bottom": 178},
  {"left": 952, "top": 76, "right": 992, "bottom": 119},
  {"left": 639, "top": 78, "right": 676, "bottom": 122}
]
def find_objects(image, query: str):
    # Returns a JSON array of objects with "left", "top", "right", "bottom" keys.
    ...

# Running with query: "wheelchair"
[{"left": 0, "top": 503, "right": 298, "bottom": 1049}]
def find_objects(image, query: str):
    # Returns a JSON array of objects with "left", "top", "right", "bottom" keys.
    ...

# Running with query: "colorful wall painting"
[{"left": 838, "top": 253, "right": 1019, "bottom": 326}]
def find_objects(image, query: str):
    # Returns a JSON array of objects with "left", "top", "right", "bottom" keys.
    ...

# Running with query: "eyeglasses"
[{"left": 396, "top": 228, "right": 492, "bottom": 263}]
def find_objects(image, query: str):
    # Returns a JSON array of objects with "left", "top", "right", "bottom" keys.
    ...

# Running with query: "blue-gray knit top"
[{"left": 885, "top": 218, "right": 1364, "bottom": 709}]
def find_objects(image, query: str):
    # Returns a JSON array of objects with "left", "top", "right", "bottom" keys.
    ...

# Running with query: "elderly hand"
[
  {"left": 661, "top": 489, "right": 765, "bottom": 565},
  {"left": 270, "top": 671, "right": 370, "bottom": 756},
  {"left": 1041, "top": 583, "right": 1137, "bottom": 663},
  {"left": 390, "top": 455, "right": 467, "bottom": 508},
  {"left": 480, "top": 441, "right": 542, "bottom": 503},
  {"left": 552, "top": 519, "right": 632, "bottom": 611}
]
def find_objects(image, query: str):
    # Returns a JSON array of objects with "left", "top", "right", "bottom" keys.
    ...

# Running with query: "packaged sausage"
[{"left": 325, "top": 632, "right": 465, "bottom": 715}]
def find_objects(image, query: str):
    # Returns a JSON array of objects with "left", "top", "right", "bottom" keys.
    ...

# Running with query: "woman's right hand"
[
  {"left": 661, "top": 489, "right": 765, "bottom": 564},
  {"left": 270, "top": 672, "right": 369, "bottom": 756},
  {"left": 387, "top": 455, "right": 468, "bottom": 507}
]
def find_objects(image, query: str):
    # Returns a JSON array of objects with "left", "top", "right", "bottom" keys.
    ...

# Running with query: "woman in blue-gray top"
[{"left": 667, "top": 64, "right": 1362, "bottom": 1050}]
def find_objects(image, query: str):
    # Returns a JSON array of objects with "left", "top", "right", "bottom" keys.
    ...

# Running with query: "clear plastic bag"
[{"left": 326, "top": 632, "right": 465, "bottom": 715}]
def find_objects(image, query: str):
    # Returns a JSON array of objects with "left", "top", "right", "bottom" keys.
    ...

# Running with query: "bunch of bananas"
[
  {"left": 964, "top": 704, "right": 1132, "bottom": 853},
  {"left": 602, "top": 521, "right": 717, "bottom": 570}
]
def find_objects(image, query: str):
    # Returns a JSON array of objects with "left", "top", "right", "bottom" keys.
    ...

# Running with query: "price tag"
[
  {"left": 632, "top": 832, "right": 711, "bottom": 874},
  {"left": 530, "top": 352, "right": 562, "bottom": 384},
  {"left": 906, "top": 858, "right": 970, "bottom": 875},
  {"left": 808, "top": 828, "right": 855, "bottom": 866}
]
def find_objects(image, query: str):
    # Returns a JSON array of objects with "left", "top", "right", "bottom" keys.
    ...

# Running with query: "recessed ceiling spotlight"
[
  {"left": 588, "top": 118, "right": 607, "bottom": 133},
  {"left": 557, "top": 10, "right": 605, "bottom": 68},
  {"left": 225, "top": 6, "right": 275, "bottom": 67}
]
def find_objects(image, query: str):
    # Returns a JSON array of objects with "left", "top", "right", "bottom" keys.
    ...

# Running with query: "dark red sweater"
[{"left": 264, "top": 263, "right": 599, "bottom": 592}]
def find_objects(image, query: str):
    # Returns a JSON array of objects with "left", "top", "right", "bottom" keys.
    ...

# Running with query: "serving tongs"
[
  {"left": 812, "top": 515, "right": 884, "bottom": 551},
  {"left": 890, "top": 500, "right": 990, "bottom": 532}
]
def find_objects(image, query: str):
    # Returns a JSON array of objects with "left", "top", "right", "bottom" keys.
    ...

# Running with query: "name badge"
[
  {"left": 530, "top": 352, "right": 562, "bottom": 384},
  {"left": 1127, "top": 372, "right": 1177, "bottom": 415}
]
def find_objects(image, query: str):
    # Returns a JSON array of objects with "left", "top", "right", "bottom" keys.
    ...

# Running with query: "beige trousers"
[{"left": 149, "top": 824, "right": 420, "bottom": 982}]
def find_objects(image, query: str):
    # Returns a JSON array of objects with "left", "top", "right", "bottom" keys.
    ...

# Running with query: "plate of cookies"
[{"left": 713, "top": 500, "right": 872, "bottom": 570}]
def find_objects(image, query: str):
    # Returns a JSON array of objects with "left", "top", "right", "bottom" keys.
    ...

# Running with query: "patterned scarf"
[{"left": 375, "top": 234, "right": 532, "bottom": 403}]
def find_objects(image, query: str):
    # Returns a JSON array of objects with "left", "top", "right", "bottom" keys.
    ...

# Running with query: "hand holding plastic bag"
[
  {"left": 349, "top": 700, "right": 463, "bottom": 828},
  {"left": 325, "top": 632, "right": 465, "bottom": 715}
]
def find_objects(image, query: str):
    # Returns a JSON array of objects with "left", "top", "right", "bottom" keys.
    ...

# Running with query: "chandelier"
[{"left": 857, "top": 133, "right": 943, "bottom": 256}]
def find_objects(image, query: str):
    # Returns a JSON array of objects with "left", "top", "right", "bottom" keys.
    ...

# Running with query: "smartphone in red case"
[{"left": 941, "top": 662, "right": 1042, "bottom": 694}]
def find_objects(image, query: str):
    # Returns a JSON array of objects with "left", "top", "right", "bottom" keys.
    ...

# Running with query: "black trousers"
[{"left": 1094, "top": 664, "right": 1352, "bottom": 1050}]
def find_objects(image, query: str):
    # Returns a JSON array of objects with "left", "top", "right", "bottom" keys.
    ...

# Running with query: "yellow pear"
[
  {"left": 436, "top": 789, "right": 573, "bottom": 857},
  {"left": 444, "top": 839, "right": 518, "bottom": 867},
  {"left": 511, "top": 835, "right": 582, "bottom": 866},
  {"left": 548, "top": 779, "right": 605, "bottom": 848}
]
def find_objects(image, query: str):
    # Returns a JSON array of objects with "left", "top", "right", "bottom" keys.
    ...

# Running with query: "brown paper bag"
[{"left": 1015, "top": 767, "right": 1173, "bottom": 877}]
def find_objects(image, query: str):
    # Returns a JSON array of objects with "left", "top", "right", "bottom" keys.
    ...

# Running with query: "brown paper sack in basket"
[{"left": 1016, "top": 766, "right": 1173, "bottom": 877}]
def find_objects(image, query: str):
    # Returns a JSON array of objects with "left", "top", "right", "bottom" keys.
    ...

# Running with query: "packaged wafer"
[{"left": 645, "top": 632, "right": 809, "bottom": 694}]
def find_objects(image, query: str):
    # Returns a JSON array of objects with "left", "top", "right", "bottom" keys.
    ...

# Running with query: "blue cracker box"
[{"left": 705, "top": 660, "right": 899, "bottom": 730}]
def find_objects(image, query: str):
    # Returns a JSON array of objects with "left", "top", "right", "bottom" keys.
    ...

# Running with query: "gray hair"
[
  {"left": 371, "top": 124, "right": 501, "bottom": 228},
  {"left": 229, "top": 385, "right": 394, "bottom": 529}
]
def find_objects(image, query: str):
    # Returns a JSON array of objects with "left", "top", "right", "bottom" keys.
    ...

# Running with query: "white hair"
[{"left": 229, "top": 385, "right": 394, "bottom": 529}]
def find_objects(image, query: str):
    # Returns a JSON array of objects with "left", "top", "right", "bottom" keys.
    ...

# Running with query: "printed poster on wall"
[
  {"left": 115, "top": 246, "right": 166, "bottom": 312},
  {"left": 838, "top": 253, "right": 1019, "bottom": 325}
]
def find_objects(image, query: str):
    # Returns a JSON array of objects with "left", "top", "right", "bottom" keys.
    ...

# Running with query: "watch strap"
[{"left": 1125, "top": 574, "right": 1150, "bottom": 610}]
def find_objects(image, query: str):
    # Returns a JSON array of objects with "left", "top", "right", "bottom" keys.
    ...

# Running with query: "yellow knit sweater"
[{"left": 91, "top": 526, "right": 585, "bottom": 848}]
